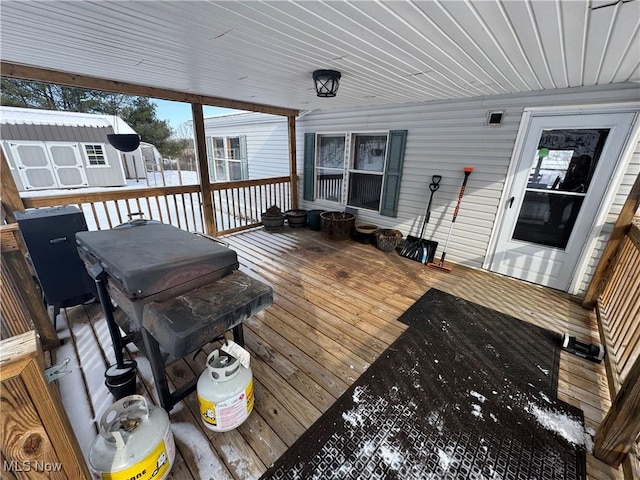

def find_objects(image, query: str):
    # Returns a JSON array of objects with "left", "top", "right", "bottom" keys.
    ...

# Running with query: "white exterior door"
[
  {"left": 491, "top": 111, "right": 636, "bottom": 291},
  {"left": 46, "top": 143, "right": 88, "bottom": 188},
  {"left": 8, "top": 141, "right": 58, "bottom": 190}
]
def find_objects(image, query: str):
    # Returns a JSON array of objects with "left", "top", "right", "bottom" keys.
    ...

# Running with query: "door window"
[{"left": 512, "top": 128, "right": 609, "bottom": 249}]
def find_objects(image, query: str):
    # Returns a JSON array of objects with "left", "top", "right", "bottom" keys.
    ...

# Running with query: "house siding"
[
  {"left": 296, "top": 83, "right": 640, "bottom": 296},
  {"left": 204, "top": 113, "right": 289, "bottom": 180}
]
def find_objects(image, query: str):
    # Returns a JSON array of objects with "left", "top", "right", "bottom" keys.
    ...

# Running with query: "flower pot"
[
  {"left": 320, "top": 211, "right": 356, "bottom": 241},
  {"left": 307, "top": 209, "right": 325, "bottom": 230},
  {"left": 352, "top": 223, "right": 378, "bottom": 244},
  {"left": 285, "top": 209, "right": 308, "bottom": 228},
  {"left": 374, "top": 229, "right": 403, "bottom": 253},
  {"left": 261, "top": 214, "right": 285, "bottom": 231}
]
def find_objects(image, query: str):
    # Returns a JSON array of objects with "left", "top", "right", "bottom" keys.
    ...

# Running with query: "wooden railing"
[
  {"left": 211, "top": 177, "right": 291, "bottom": 234},
  {"left": 0, "top": 224, "right": 58, "bottom": 349},
  {"left": 593, "top": 221, "right": 640, "bottom": 477},
  {"left": 21, "top": 176, "right": 291, "bottom": 236},
  {"left": 597, "top": 222, "right": 640, "bottom": 393}
]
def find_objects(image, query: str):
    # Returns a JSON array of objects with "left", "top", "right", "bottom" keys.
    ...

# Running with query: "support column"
[
  {"left": 192, "top": 103, "right": 217, "bottom": 236},
  {"left": 287, "top": 115, "right": 299, "bottom": 210},
  {"left": 1, "top": 149, "right": 25, "bottom": 222}
]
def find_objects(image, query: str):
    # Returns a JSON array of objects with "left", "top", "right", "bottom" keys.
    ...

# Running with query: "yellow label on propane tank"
[
  {"left": 199, "top": 380, "right": 254, "bottom": 429},
  {"left": 100, "top": 438, "right": 170, "bottom": 480}
]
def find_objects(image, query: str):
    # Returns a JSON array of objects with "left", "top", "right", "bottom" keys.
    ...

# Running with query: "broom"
[{"left": 428, "top": 167, "right": 473, "bottom": 272}]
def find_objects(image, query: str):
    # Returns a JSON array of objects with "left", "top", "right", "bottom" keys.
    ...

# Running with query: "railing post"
[
  {"left": 1, "top": 149, "right": 25, "bottom": 223},
  {"left": 594, "top": 354, "right": 640, "bottom": 467},
  {"left": 1, "top": 225, "right": 60, "bottom": 349},
  {"left": 288, "top": 115, "right": 299, "bottom": 209},
  {"left": 192, "top": 103, "right": 217, "bottom": 236}
]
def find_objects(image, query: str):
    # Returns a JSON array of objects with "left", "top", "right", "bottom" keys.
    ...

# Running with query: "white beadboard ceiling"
[{"left": 1, "top": 0, "right": 639, "bottom": 112}]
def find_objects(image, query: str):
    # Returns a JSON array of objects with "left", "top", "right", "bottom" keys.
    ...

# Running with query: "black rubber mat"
[
  {"left": 260, "top": 289, "right": 588, "bottom": 480},
  {"left": 397, "top": 288, "right": 563, "bottom": 399}
]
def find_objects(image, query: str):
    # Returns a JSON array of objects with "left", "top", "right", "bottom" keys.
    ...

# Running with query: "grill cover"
[{"left": 76, "top": 223, "right": 238, "bottom": 301}]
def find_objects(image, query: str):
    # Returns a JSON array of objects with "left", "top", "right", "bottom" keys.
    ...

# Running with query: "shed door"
[
  {"left": 46, "top": 143, "right": 89, "bottom": 188},
  {"left": 490, "top": 112, "right": 635, "bottom": 291},
  {"left": 8, "top": 142, "right": 58, "bottom": 190}
]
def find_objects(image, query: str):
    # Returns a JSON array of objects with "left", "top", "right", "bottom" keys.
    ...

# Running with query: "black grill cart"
[{"left": 76, "top": 221, "right": 272, "bottom": 410}]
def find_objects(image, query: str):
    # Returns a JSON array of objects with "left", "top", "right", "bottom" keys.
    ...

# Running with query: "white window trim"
[
  {"left": 314, "top": 131, "right": 389, "bottom": 213},
  {"left": 81, "top": 142, "right": 110, "bottom": 168},
  {"left": 347, "top": 132, "right": 389, "bottom": 212},
  {"left": 208, "top": 135, "right": 247, "bottom": 182}
]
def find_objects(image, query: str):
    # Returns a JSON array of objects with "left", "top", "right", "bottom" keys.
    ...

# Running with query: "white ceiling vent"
[{"left": 486, "top": 111, "right": 505, "bottom": 126}]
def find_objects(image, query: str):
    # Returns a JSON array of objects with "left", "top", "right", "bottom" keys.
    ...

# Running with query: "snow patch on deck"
[
  {"left": 527, "top": 402, "right": 594, "bottom": 451},
  {"left": 171, "top": 422, "right": 234, "bottom": 480}
]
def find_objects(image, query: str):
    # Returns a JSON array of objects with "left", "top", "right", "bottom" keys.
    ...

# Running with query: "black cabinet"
[{"left": 15, "top": 206, "right": 96, "bottom": 317}]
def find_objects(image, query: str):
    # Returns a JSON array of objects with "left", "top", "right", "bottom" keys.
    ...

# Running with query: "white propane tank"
[
  {"left": 89, "top": 395, "right": 175, "bottom": 480},
  {"left": 197, "top": 349, "right": 254, "bottom": 432}
]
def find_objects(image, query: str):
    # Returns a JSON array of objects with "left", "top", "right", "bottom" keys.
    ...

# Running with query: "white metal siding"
[
  {"left": 296, "top": 83, "right": 640, "bottom": 295},
  {"left": 204, "top": 115, "right": 289, "bottom": 179}
]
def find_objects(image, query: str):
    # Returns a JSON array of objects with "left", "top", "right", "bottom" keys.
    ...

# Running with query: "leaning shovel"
[{"left": 400, "top": 175, "right": 441, "bottom": 263}]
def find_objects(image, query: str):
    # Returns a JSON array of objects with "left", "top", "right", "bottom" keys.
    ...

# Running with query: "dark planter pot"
[
  {"left": 307, "top": 209, "right": 325, "bottom": 231},
  {"left": 285, "top": 209, "right": 308, "bottom": 228},
  {"left": 262, "top": 214, "right": 285, "bottom": 231},
  {"left": 352, "top": 223, "right": 378, "bottom": 244},
  {"left": 320, "top": 211, "right": 356, "bottom": 241}
]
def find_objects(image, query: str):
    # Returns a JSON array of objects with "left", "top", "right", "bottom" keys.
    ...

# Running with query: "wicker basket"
[
  {"left": 320, "top": 211, "right": 356, "bottom": 241},
  {"left": 374, "top": 229, "right": 403, "bottom": 253}
]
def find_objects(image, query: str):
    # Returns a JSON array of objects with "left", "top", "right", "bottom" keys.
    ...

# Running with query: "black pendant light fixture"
[
  {"left": 313, "top": 69, "right": 341, "bottom": 97},
  {"left": 107, "top": 133, "right": 141, "bottom": 152}
]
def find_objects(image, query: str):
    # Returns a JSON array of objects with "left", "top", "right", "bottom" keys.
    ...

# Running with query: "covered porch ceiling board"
[{"left": 1, "top": 1, "right": 639, "bottom": 111}]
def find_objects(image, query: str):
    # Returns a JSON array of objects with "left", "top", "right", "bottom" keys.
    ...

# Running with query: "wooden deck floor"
[{"left": 53, "top": 227, "right": 621, "bottom": 480}]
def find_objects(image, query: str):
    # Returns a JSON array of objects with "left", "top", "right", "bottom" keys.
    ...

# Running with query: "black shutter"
[
  {"left": 380, "top": 130, "right": 407, "bottom": 217},
  {"left": 303, "top": 133, "right": 315, "bottom": 201}
]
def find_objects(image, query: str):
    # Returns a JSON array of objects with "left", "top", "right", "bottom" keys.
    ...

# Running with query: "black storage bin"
[{"left": 15, "top": 206, "right": 96, "bottom": 312}]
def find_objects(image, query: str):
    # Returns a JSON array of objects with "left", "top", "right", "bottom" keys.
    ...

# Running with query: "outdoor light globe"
[{"left": 313, "top": 70, "right": 341, "bottom": 98}]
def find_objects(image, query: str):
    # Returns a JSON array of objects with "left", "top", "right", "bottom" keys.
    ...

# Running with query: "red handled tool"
[{"left": 428, "top": 167, "right": 473, "bottom": 272}]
